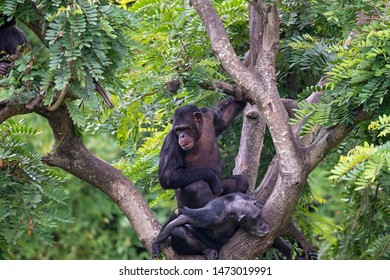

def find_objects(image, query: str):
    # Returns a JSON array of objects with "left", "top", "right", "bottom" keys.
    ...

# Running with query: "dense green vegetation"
[{"left": 0, "top": 0, "right": 388, "bottom": 259}]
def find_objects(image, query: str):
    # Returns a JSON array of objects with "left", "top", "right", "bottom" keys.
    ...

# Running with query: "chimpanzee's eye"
[{"left": 175, "top": 126, "right": 190, "bottom": 135}]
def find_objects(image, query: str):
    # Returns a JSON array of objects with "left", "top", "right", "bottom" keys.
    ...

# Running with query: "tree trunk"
[
  {"left": 190, "top": 0, "right": 307, "bottom": 258},
  {"left": 233, "top": 4, "right": 267, "bottom": 191}
]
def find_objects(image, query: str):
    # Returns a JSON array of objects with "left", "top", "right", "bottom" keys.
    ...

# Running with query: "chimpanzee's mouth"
[{"left": 182, "top": 142, "right": 193, "bottom": 150}]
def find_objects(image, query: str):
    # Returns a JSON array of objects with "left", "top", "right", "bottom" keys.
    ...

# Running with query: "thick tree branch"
[
  {"left": 248, "top": 2, "right": 264, "bottom": 67},
  {"left": 190, "top": 0, "right": 307, "bottom": 259},
  {"left": 255, "top": 85, "right": 328, "bottom": 204},
  {"left": 31, "top": 106, "right": 158, "bottom": 251},
  {"left": 190, "top": 0, "right": 303, "bottom": 179},
  {"left": 304, "top": 111, "right": 371, "bottom": 171},
  {"left": 0, "top": 98, "right": 41, "bottom": 124},
  {"left": 191, "top": 0, "right": 371, "bottom": 259},
  {"left": 256, "top": 84, "right": 370, "bottom": 204},
  {"left": 233, "top": 4, "right": 266, "bottom": 191},
  {"left": 233, "top": 104, "right": 265, "bottom": 191}
]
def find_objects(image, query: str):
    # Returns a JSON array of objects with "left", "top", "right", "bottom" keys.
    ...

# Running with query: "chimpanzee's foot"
[{"left": 203, "top": 248, "right": 218, "bottom": 260}]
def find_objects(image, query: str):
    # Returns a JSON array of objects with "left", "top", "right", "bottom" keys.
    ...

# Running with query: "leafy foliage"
[
  {"left": 113, "top": 0, "right": 248, "bottom": 198},
  {"left": 324, "top": 116, "right": 390, "bottom": 259},
  {"left": 280, "top": 34, "right": 337, "bottom": 93},
  {"left": 1, "top": 0, "right": 389, "bottom": 260},
  {"left": 279, "top": 0, "right": 389, "bottom": 260},
  {"left": 277, "top": 0, "right": 350, "bottom": 97},
  {"left": 0, "top": 0, "right": 140, "bottom": 259},
  {"left": 0, "top": 0, "right": 132, "bottom": 126},
  {"left": 291, "top": 20, "right": 390, "bottom": 134},
  {"left": 369, "top": 114, "right": 390, "bottom": 138},
  {"left": 0, "top": 120, "right": 71, "bottom": 257}
]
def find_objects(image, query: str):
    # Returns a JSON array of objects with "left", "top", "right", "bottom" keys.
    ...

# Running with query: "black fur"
[
  {"left": 151, "top": 193, "right": 270, "bottom": 260},
  {"left": 0, "top": 16, "right": 29, "bottom": 75},
  {"left": 152, "top": 192, "right": 318, "bottom": 260},
  {"left": 158, "top": 98, "right": 248, "bottom": 209},
  {"left": 156, "top": 98, "right": 249, "bottom": 256}
]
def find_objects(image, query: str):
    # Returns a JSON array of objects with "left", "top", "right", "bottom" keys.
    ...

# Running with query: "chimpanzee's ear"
[
  {"left": 253, "top": 200, "right": 263, "bottom": 210},
  {"left": 169, "top": 117, "right": 173, "bottom": 123},
  {"left": 194, "top": 112, "right": 202, "bottom": 122}
]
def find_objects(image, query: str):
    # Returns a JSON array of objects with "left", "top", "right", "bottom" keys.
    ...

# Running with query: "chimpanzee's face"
[
  {"left": 242, "top": 218, "right": 270, "bottom": 237},
  {"left": 238, "top": 199, "right": 270, "bottom": 237},
  {"left": 172, "top": 105, "right": 202, "bottom": 151}
]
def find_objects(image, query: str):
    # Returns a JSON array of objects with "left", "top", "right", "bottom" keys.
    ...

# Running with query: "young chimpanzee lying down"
[{"left": 151, "top": 192, "right": 271, "bottom": 260}]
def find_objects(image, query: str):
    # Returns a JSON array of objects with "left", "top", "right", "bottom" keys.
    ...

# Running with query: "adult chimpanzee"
[
  {"left": 151, "top": 193, "right": 271, "bottom": 260},
  {"left": 158, "top": 97, "right": 249, "bottom": 209},
  {"left": 158, "top": 97, "right": 251, "bottom": 257},
  {"left": 0, "top": 16, "right": 29, "bottom": 76}
]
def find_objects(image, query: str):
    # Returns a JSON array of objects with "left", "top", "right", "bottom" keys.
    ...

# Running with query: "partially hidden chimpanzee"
[
  {"left": 156, "top": 98, "right": 317, "bottom": 259},
  {"left": 0, "top": 15, "right": 113, "bottom": 110},
  {"left": 0, "top": 16, "right": 29, "bottom": 76},
  {"left": 151, "top": 192, "right": 271, "bottom": 260}
]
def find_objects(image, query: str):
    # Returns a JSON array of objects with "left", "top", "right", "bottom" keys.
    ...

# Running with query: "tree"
[{"left": 0, "top": 0, "right": 388, "bottom": 259}]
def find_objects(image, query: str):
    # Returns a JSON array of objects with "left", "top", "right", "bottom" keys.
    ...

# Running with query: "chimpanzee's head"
[
  {"left": 171, "top": 105, "right": 202, "bottom": 151},
  {"left": 237, "top": 198, "right": 270, "bottom": 237}
]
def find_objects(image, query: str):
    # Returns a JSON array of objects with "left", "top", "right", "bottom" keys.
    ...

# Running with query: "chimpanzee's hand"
[
  {"left": 0, "top": 62, "right": 10, "bottom": 76},
  {"left": 210, "top": 178, "right": 223, "bottom": 197},
  {"left": 306, "top": 249, "right": 318, "bottom": 260},
  {"left": 150, "top": 243, "right": 162, "bottom": 259}
]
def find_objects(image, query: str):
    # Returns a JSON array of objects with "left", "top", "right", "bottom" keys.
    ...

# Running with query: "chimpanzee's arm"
[
  {"left": 151, "top": 207, "right": 222, "bottom": 259},
  {"left": 213, "top": 98, "right": 246, "bottom": 136},
  {"left": 153, "top": 215, "right": 191, "bottom": 246},
  {"left": 159, "top": 162, "right": 223, "bottom": 195},
  {"left": 180, "top": 205, "right": 223, "bottom": 227},
  {"left": 161, "top": 167, "right": 222, "bottom": 194},
  {"left": 151, "top": 214, "right": 192, "bottom": 259}
]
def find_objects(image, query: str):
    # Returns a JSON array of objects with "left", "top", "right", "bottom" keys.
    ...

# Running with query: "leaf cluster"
[
  {"left": 324, "top": 116, "right": 390, "bottom": 259},
  {"left": 0, "top": 0, "right": 132, "bottom": 125},
  {"left": 291, "top": 20, "right": 390, "bottom": 134},
  {"left": 280, "top": 34, "right": 337, "bottom": 94},
  {"left": 0, "top": 120, "right": 71, "bottom": 257}
]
